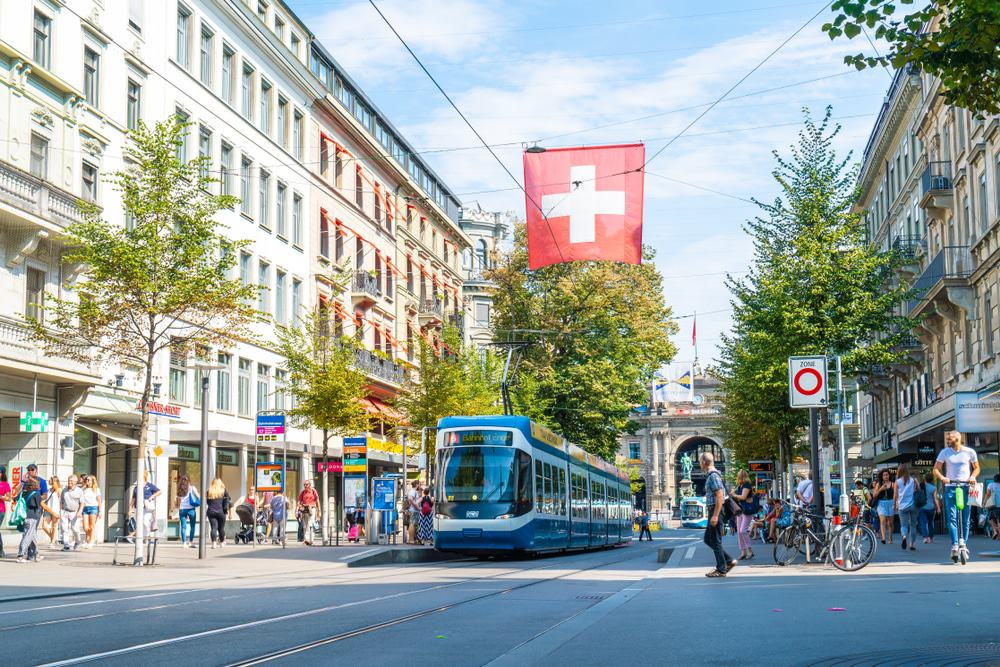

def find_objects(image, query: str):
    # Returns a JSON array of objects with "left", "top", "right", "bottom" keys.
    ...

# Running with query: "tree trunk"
[
  {"left": 322, "top": 428, "right": 329, "bottom": 546},
  {"left": 133, "top": 340, "right": 156, "bottom": 566}
]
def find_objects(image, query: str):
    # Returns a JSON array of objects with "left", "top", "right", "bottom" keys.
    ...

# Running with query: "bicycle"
[{"left": 773, "top": 498, "right": 877, "bottom": 571}]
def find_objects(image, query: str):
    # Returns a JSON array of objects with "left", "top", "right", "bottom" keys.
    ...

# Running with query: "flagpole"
[{"left": 692, "top": 311, "right": 699, "bottom": 373}]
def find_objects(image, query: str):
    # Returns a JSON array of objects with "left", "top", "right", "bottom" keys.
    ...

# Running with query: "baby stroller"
[{"left": 233, "top": 503, "right": 267, "bottom": 544}]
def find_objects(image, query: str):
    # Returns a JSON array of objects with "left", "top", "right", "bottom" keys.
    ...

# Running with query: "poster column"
[{"left": 342, "top": 437, "right": 368, "bottom": 543}]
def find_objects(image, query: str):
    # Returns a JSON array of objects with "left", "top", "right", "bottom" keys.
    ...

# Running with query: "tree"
[
  {"left": 823, "top": 0, "right": 1000, "bottom": 114},
  {"left": 718, "top": 108, "right": 915, "bottom": 474},
  {"left": 489, "top": 228, "right": 677, "bottom": 460},
  {"left": 394, "top": 325, "right": 502, "bottom": 466},
  {"left": 31, "top": 117, "right": 259, "bottom": 564},
  {"left": 276, "top": 303, "right": 371, "bottom": 544}
]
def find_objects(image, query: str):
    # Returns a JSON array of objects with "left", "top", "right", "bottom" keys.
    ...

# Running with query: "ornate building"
[{"left": 459, "top": 207, "right": 511, "bottom": 349}]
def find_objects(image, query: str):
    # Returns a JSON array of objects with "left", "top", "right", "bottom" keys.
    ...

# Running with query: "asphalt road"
[{"left": 7, "top": 530, "right": 1000, "bottom": 667}]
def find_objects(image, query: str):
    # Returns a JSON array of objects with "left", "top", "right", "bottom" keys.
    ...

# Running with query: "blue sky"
[{"left": 288, "top": 0, "right": 891, "bottom": 366}]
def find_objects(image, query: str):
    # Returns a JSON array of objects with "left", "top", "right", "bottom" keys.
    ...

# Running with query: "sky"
[{"left": 287, "top": 0, "right": 892, "bottom": 367}]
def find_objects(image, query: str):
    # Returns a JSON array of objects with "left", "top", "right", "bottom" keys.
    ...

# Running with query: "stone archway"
[{"left": 674, "top": 436, "right": 726, "bottom": 497}]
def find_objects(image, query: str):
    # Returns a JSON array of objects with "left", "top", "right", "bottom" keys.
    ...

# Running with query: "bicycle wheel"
[
  {"left": 831, "top": 524, "right": 877, "bottom": 571},
  {"left": 773, "top": 527, "right": 801, "bottom": 566}
]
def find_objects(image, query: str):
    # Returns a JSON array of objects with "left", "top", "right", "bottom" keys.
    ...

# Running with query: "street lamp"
[{"left": 192, "top": 360, "right": 226, "bottom": 560}]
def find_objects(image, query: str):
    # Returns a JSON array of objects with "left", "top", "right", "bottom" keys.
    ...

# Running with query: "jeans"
[
  {"left": 944, "top": 485, "right": 972, "bottom": 545},
  {"left": 736, "top": 513, "right": 753, "bottom": 551},
  {"left": 60, "top": 511, "right": 82, "bottom": 548},
  {"left": 208, "top": 511, "right": 226, "bottom": 543},
  {"left": 179, "top": 508, "right": 197, "bottom": 543},
  {"left": 301, "top": 508, "right": 315, "bottom": 544},
  {"left": 918, "top": 508, "right": 935, "bottom": 539},
  {"left": 639, "top": 526, "right": 652, "bottom": 541},
  {"left": 271, "top": 520, "right": 285, "bottom": 544},
  {"left": 703, "top": 519, "right": 732, "bottom": 573},
  {"left": 898, "top": 505, "right": 918, "bottom": 546}
]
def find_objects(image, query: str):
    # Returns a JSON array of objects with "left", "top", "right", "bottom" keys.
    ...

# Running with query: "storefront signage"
[
  {"left": 176, "top": 445, "right": 200, "bottom": 461},
  {"left": 216, "top": 450, "right": 238, "bottom": 466},
  {"left": 913, "top": 444, "right": 936, "bottom": 468},
  {"left": 955, "top": 392, "right": 1000, "bottom": 433},
  {"left": 255, "top": 462, "right": 284, "bottom": 492},
  {"left": 343, "top": 437, "right": 368, "bottom": 473},
  {"left": 19, "top": 412, "right": 48, "bottom": 433},
  {"left": 136, "top": 400, "right": 182, "bottom": 419},
  {"left": 255, "top": 414, "right": 286, "bottom": 443},
  {"left": 315, "top": 461, "right": 344, "bottom": 473}
]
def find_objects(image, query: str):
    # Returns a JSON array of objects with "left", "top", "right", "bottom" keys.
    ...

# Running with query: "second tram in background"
[{"left": 433, "top": 415, "right": 633, "bottom": 555}]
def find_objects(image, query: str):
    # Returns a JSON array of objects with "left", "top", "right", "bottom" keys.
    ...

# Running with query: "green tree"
[
  {"left": 276, "top": 302, "right": 371, "bottom": 543},
  {"left": 30, "top": 117, "right": 258, "bottom": 564},
  {"left": 718, "top": 108, "right": 915, "bottom": 469},
  {"left": 823, "top": 0, "right": 1000, "bottom": 114},
  {"left": 490, "top": 227, "right": 677, "bottom": 460}
]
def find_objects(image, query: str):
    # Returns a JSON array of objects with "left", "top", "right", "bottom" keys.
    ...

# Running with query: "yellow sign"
[
  {"left": 152, "top": 445, "right": 164, "bottom": 457},
  {"left": 530, "top": 422, "right": 562, "bottom": 448}
]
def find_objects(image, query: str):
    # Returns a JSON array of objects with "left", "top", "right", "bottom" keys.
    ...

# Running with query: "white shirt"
[
  {"left": 936, "top": 446, "right": 978, "bottom": 482},
  {"left": 407, "top": 487, "right": 419, "bottom": 513},
  {"left": 796, "top": 479, "right": 814, "bottom": 503},
  {"left": 82, "top": 488, "right": 100, "bottom": 506}
]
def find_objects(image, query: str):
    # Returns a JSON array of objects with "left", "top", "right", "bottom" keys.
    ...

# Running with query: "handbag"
[
  {"left": 9, "top": 493, "right": 28, "bottom": 529},
  {"left": 710, "top": 472, "right": 742, "bottom": 521},
  {"left": 188, "top": 489, "right": 201, "bottom": 508}
]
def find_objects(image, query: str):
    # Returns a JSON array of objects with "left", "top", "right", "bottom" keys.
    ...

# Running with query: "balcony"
[
  {"left": 0, "top": 159, "right": 86, "bottom": 232},
  {"left": 906, "top": 246, "right": 973, "bottom": 318},
  {"left": 0, "top": 314, "right": 102, "bottom": 384},
  {"left": 418, "top": 299, "right": 443, "bottom": 326},
  {"left": 354, "top": 348, "right": 405, "bottom": 385},
  {"left": 919, "top": 161, "right": 953, "bottom": 217},
  {"left": 891, "top": 235, "right": 925, "bottom": 279},
  {"left": 351, "top": 271, "right": 381, "bottom": 306}
]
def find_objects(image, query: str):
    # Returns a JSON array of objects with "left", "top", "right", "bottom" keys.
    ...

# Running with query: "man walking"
[
  {"left": 298, "top": 480, "right": 320, "bottom": 546},
  {"left": 269, "top": 490, "right": 287, "bottom": 547},
  {"left": 638, "top": 511, "right": 652, "bottom": 541},
  {"left": 701, "top": 452, "right": 736, "bottom": 578},
  {"left": 60, "top": 475, "right": 84, "bottom": 551},
  {"left": 934, "top": 430, "right": 980, "bottom": 562}
]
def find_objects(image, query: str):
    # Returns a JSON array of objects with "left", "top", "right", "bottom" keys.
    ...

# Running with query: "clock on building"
[{"left": 692, "top": 394, "right": 705, "bottom": 406}]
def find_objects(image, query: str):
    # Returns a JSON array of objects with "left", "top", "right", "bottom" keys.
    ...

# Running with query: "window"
[
  {"left": 25, "top": 267, "right": 45, "bottom": 323},
  {"left": 257, "top": 0, "right": 268, "bottom": 21},
  {"left": 192, "top": 346, "right": 210, "bottom": 408},
  {"left": 292, "top": 194, "right": 302, "bottom": 247},
  {"left": 174, "top": 108, "right": 189, "bottom": 163},
  {"left": 83, "top": 47, "right": 100, "bottom": 106},
  {"left": 216, "top": 352, "right": 232, "bottom": 411},
  {"left": 259, "top": 170, "right": 270, "bottom": 229},
  {"left": 221, "top": 46, "right": 235, "bottom": 104},
  {"left": 176, "top": 6, "right": 191, "bottom": 68},
  {"left": 240, "top": 158, "right": 252, "bottom": 217},
  {"left": 241, "top": 63, "right": 254, "bottom": 120},
  {"left": 275, "top": 17, "right": 285, "bottom": 41},
  {"left": 335, "top": 148, "right": 343, "bottom": 187},
  {"left": 258, "top": 260, "right": 270, "bottom": 311},
  {"left": 199, "top": 27, "right": 213, "bottom": 86},
  {"left": 406, "top": 258, "right": 414, "bottom": 292},
  {"left": 476, "top": 239, "right": 488, "bottom": 269},
  {"left": 198, "top": 126, "right": 212, "bottom": 180},
  {"left": 293, "top": 111, "right": 303, "bottom": 159},
  {"left": 274, "top": 369, "right": 287, "bottom": 411},
  {"left": 987, "top": 289, "right": 995, "bottom": 358},
  {"left": 406, "top": 324, "right": 414, "bottom": 361},
  {"left": 374, "top": 184, "right": 382, "bottom": 221},
  {"left": 126, "top": 79, "right": 142, "bottom": 130},
  {"left": 355, "top": 168, "right": 363, "bottom": 207},
  {"left": 260, "top": 80, "right": 272, "bottom": 134},
  {"left": 356, "top": 238, "right": 364, "bottom": 270},
  {"left": 335, "top": 226, "right": 344, "bottom": 261},
  {"left": 320, "top": 139, "right": 329, "bottom": 176},
  {"left": 169, "top": 343, "right": 187, "bottom": 402},
  {"left": 221, "top": 143, "right": 234, "bottom": 197},
  {"left": 33, "top": 11, "right": 51, "bottom": 68},
  {"left": 386, "top": 261, "right": 393, "bottom": 297},
  {"left": 291, "top": 278, "right": 302, "bottom": 326},
  {"left": 474, "top": 302, "right": 490, "bottom": 327},
  {"left": 239, "top": 251, "right": 251, "bottom": 288},
  {"left": 628, "top": 442, "right": 640, "bottom": 460},
  {"left": 980, "top": 173, "right": 989, "bottom": 233},
  {"left": 29, "top": 134, "right": 48, "bottom": 179},
  {"left": 81, "top": 162, "right": 98, "bottom": 202},
  {"left": 290, "top": 33, "right": 301, "bottom": 58},
  {"left": 276, "top": 182, "right": 287, "bottom": 238},
  {"left": 319, "top": 216, "right": 330, "bottom": 258},
  {"left": 237, "top": 358, "right": 251, "bottom": 416},
  {"left": 129, "top": 0, "right": 143, "bottom": 33},
  {"left": 256, "top": 363, "right": 270, "bottom": 412},
  {"left": 277, "top": 97, "right": 288, "bottom": 147}
]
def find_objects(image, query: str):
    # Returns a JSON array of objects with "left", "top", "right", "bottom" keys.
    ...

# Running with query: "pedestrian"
[
  {"left": 731, "top": 469, "right": 754, "bottom": 560},
  {"left": 418, "top": 486, "right": 434, "bottom": 545},
  {"left": 638, "top": 511, "right": 652, "bottom": 541},
  {"left": 934, "top": 430, "right": 981, "bottom": 562},
  {"left": 128, "top": 471, "right": 162, "bottom": 537},
  {"left": 406, "top": 480, "right": 420, "bottom": 543},
  {"left": 16, "top": 478, "right": 51, "bottom": 563},
  {"left": 984, "top": 474, "right": 1000, "bottom": 540},
  {"left": 918, "top": 472, "right": 941, "bottom": 544},
  {"left": 297, "top": 480, "right": 320, "bottom": 546},
  {"left": 873, "top": 469, "right": 895, "bottom": 544},
  {"left": 59, "top": 475, "right": 84, "bottom": 551},
  {"left": 269, "top": 490, "right": 287, "bottom": 546},
  {"left": 894, "top": 463, "right": 918, "bottom": 551},
  {"left": 205, "top": 477, "right": 230, "bottom": 549},
  {"left": 80, "top": 474, "right": 103, "bottom": 548},
  {"left": 175, "top": 475, "right": 199, "bottom": 548},
  {"left": 41, "top": 476, "right": 62, "bottom": 549},
  {"left": 700, "top": 452, "right": 735, "bottom": 578},
  {"left": 795, "top": 472, "right": 814, "bottom": 509},
  {"left": 0, "top": 467, "right": 10, "bottom": 557}
]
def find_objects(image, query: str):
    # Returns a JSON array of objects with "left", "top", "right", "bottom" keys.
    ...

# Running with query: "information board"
[
  {"left": 343, "top": 436, "right": 368, "bottom": 473},
  {"left": 255, "top": 462, "right": 285, "bottom": 492},
  {"left": 256, "top": 414, "right": 286, "bottom": 444},
  {"left": 372, "top": 477, "right": 396, "bottom": 511}
]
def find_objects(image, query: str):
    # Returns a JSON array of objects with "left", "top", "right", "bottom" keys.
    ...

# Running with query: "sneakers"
[
  {"left": 35, "top": 555, "right": 45, "bottom": 561},
  {"left": 62, "top": 545, "right": 71, "bottom": 552},
  {"left": 950, "top": 545, "right": 959, "bottom": 562},
  {"left": 15, "top": 556, "right": 25, "bottom": 563},
  {"left": 901, "top": 537, "right": 907, "bottom": 550},
  {"left": 211, "top": 543, "right": 217, "bottom": 550}
]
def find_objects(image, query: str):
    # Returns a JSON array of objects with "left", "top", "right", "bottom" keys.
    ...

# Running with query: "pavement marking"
[
  {"left": 684, "top": 547, "right": 696, "bottom": 560},
  {"left": 0, "top": 589, "right": 199, "bottom": 616},
  {"left": 338, "top": 547, "right": 381, "bottom": 561}
]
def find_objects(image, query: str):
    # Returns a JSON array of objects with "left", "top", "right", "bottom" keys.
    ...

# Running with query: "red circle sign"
[{"left": 793, "top": 368, "right": 823, "bottom": 396}]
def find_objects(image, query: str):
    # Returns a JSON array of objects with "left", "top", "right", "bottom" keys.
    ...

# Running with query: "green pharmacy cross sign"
[{"left": 19, "top": 412, "right": 49, "bottom": 433}]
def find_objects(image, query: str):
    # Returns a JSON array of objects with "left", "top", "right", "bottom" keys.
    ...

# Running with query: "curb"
[{"left": 0, "top": 588, "right": 111, "bottom": 604}]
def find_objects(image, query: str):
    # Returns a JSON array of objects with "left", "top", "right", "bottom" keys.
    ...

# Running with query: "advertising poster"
[
  {"left": 372, "top": 478, "right": 396, "bottom": 511},
  {"left": 344, "top": 474, "right": 367, "bottom": 512},
  {"left": 255, "top": 462, "right": 284, "bottom": 492}
]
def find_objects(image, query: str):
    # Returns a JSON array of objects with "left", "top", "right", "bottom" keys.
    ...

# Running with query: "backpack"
[
  {"left": 420, "top": 498, "right": 432, "bottom": 517},
  {"left": 913, "top": 480, "right": 927, "bottom": 508}
]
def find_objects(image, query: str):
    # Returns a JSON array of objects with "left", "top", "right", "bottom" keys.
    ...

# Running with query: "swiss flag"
[{"left": 523, "top": 143, "right": 644, "bottom": 270}]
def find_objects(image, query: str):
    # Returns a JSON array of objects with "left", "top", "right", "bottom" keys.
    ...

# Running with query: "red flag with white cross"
[{"left": 523, "top": 143, "right": 644, "bottom": 270}]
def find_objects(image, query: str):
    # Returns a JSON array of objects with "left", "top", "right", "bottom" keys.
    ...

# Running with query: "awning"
[
  {"left": 368, "top": 396, "right": 405, "bottom": 423},
  {"left": 76, "top": 422, "right": 139, "bottom": 447}
]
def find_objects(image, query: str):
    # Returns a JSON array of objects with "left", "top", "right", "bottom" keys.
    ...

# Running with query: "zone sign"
[{"left": 788, "top": 356, "right": 828, "bottom": 408}]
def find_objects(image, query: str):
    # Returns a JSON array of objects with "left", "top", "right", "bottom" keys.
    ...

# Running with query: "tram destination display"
[{"left": 445, "top": 430, "right": 513, "bottom": 446}]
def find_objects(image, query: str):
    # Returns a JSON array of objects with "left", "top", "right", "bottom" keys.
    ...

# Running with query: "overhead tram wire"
[{"left": 367, "top": 0, "right": 567, "bottom": 264}]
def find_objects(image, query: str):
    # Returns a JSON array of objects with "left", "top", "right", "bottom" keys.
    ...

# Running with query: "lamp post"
[{"left": 192, "top": 361, "right": 226, "bottom": 560}]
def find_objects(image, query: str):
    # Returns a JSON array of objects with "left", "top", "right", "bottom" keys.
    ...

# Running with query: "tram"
[
  {"left": 679, "top": 497, "right": 709, "bottom": 529},
  {"left": 433, "top": 415, "right": 633, "bottom": 554}
]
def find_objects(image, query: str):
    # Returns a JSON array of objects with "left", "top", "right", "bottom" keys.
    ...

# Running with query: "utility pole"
[{"left": 836, "top": 355, "right": 848, "bottom": 513}]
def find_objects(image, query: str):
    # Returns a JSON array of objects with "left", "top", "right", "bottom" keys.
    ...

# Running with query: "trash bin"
[{"left": 366, "top": 509, "right": 379, "bottom": 545}]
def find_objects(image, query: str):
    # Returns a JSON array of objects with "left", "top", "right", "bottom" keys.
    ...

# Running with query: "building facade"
[
  {"left": 855, "top": 40, "right": 1000, "bottom": 484},
  {"left": 0, "top": 0, "right": 464, "bottom": 541},
  {"left": 459, "top": 207, "right": 511, "bottom": 349}
]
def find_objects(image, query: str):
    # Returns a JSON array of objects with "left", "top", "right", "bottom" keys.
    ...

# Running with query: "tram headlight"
[
  {"left": 435, "top": 513, "right": 447, "bottom": 519},
  {"left": 496, "top": 514, "right": 512, "bottom": 520}
]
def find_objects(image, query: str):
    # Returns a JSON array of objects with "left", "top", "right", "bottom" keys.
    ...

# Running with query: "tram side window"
[
  {"left": 559, "top": 468, "right": 566, "bottom": 516},
  {"left": 543, "top": 462, "right": 553, "bottom": 515},
  {"left": 570, "top": 473, "right": 579, "bottom": 518},
  {"left": 516, "top": 451, "right": 533, "bottom": 514},
  {"left": 535, "top": 460, "right": 543, "bottom": 513},
  {"left": 609, "top": 485, "right": 616, "bottom": 521}
]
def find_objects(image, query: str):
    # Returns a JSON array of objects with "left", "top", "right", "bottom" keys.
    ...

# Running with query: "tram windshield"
[
  {"left": 439, "top": 446, "right": 517, "bottom": 503},
  {"left": 680, "top": 501, "right": 705, "bottom": 519}
]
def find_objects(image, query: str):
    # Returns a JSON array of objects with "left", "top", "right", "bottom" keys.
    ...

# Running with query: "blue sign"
[
  {"left": 256, "top": 414, "right": 286, "bottom": 428},
  {"left": 372, "top": 477, "right": 396, "bottom": 511}
]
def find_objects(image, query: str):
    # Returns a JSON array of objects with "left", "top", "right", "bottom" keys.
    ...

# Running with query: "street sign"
[
  {"left": 788, "top": 356, "right": 828, "bottom": 408},
  {"left": 19, "top": 412, "right": 48, "bottom": 433},
  {"left": 255, "top": 414, "right": 286, "bottom": 443},
  {"left": 343, "top": 437, "right": 368, "bottom": 473}
]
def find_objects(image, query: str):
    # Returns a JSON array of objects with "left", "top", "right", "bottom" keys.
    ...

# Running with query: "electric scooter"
[{"left": 951, "top": 483, "right": 970, "bottom": 565}]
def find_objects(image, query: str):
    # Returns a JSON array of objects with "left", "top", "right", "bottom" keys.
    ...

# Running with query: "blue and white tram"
[
  {"left": 433, "top": 415, "right": 633, "bottom": 554},
  {"left": 679, "top": 497, "right": 709, "bottom": 529}
]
